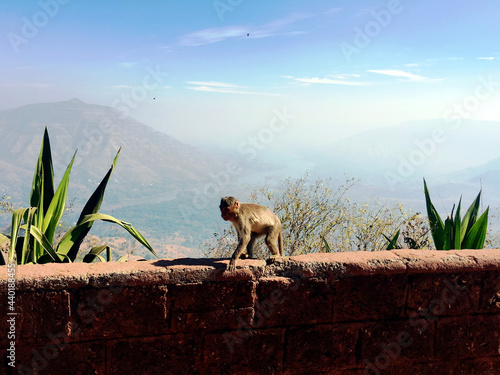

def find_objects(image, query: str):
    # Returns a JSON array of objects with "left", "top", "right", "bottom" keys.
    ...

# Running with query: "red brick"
[
  {"left": 171, "top": 280, "right": 256, "bottom": 312},
  {"left": 333, "top": 275, "right": 407, "bottom": 321},
  {"left": 16, "top": 291, "right": 71, "bottom": 340},
  {"left": 480, "top": 271, "right": 500, "bottom": 313},
  {"left": 389, "top": 357, "right": 500, "bottom": 375},
  {"left": 256, "top": 277, "right": 334, "bottom": 327},
  {"left": 435, "top": 315, "right": 500, "bottom": 360},
  {"left": 361, "top": 319, "right": 434, "bottom": 370},
  {"left": 284, "top": 324, "right": 361, "bottom": 374},
  {"left": 406, "top": 273, "right": 481, "bottom": 317},
  {"left": 107, "top": 334, "right": 201, "bottom": 375},
  {"left": 70, "top": 285, "right": 168, "bottom": 340},
  {"left": 0, "top": 295, "right": 11, "bottom": 350},
  {"left": 284, "top": 370, "right": 366, "bottom": 375},
  {"left": 204, "top": 328, "right": 284, "bottom": 375},
  {"left": 172, "top": 307, "right": 253, "bottom": 333},
  {"left": 170, "top": 281, "right": 256, "bottom": 333},
  {"left": 387, "top": 362, "right": 443, "bottom": 375},
  {"left": 14, "top": 340, "right": 105, "bottom": 375}
]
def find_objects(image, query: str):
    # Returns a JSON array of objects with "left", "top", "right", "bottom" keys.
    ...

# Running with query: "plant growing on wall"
[
  {"left": 383, "top": 230, "right": 400, "bottom": 250},
  {"left": 0, "top": 127, "right": 156, "bottom": 265},
  {"left": 424, "top": 179, "right": 488, "bottom": 250}
]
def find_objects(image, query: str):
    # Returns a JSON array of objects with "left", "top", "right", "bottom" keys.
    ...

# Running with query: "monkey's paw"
[{"left": 227, "top": 262, "right": 236, "bottom": 272}]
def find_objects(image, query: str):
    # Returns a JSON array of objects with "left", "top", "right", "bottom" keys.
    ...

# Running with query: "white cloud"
[
  {"left": 186, "top": 81, "right": 281, "bottom": 96},
  {"left": 179, "top": 26, "right": 249, "bottom": 46},
  {"left": 186, "top": 81, "right": 244, "bottom": 88},
  {"left": 265, "top": 12, "right": 312, "bottom": 29},
  {"left": 284, "top": 75, "right": 369, "bottom": 86},
  {"left": 178, "top": 12, "right": 311, "bottom": 46},
  {"left": 117, "top": 60, "right": 148, "bottom": 69},
  {"left": 367, "top": 69, "right": 439, "bottom": 82},
  {"left": 158, "top": 46, "right": 173, "bottom": 53},
  {"left": 324, "top": 7, "right": 342, "bottom": 15},
  {"left": 331, "top": 73, "right": 361, "bottom": 79},
  {"left": 478, "top": 57, "right": 495, "bottom": 60}
]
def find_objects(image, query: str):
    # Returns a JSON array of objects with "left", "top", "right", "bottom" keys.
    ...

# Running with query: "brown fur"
[{"left": 220, "top": 196, "right": 283, "bottom": 271}]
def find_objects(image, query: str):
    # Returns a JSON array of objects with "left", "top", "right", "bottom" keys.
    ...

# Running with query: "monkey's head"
[{"left": 219, "top": 196, "right": 239, "bottom": 221}]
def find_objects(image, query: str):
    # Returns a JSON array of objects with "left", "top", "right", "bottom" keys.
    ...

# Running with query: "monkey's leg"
[
  {"left": 246, "top": 233, "right": 259, "bottom": 259},
  {"left": 265, "top": 226, "right": 281, "bottom": 259},
  {"left": 228, "top": 234, "right": 250, "bottom": 272}
]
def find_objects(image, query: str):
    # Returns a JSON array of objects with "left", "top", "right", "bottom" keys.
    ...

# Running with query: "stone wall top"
[{"left": 2, "top": 249, "right": 499, "bottom": 291}]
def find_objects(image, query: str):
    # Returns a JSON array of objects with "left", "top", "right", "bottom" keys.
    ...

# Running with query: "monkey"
[{"left": 219, "top": 196, "right": 283, "bottom": 272}]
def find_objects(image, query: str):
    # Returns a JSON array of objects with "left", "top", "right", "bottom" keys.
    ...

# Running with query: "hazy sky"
[{"left": 1, "top": 0, "right": 499, "bottom": 149}]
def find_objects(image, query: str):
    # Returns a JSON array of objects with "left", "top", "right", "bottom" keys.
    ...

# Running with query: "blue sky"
[{"left": 1, "top": 0, "right": 499, "bottom": 149}]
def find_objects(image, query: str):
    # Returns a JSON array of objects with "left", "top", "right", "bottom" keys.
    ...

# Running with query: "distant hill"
[
  {"left": 0, "top": 98, "right": 236, "bottom": 205},
  {"left": 313, "top": 118, "right": 500, "bottom": 187}
]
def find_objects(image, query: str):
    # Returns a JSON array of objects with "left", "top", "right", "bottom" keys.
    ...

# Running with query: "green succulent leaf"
[
  {"left": 30, "top": 127, "right": 54, "bottom": 214},
  {"left": 424, "top": 179, "right": 488, "bottom": 251},
  {"left": 321, "top": 235, "right": 332, "bottom": 252},
  {"left": 453, "top": 198, "right": 462, "bottom": 249},
  {"left": 424, "top": 179, "right": 445, "bottom": 250},
  {"left": 25, "top": 225, "right": 61, "bottom": 263},
  {"left": 8, "top": 208, "right": 29, "bottom": 264},
  {"left": 0, "top": 233, "right": 10, "bottom": 247},
  {"left": 83, "top": 245, "right": 110, "bottom": 263},
  {"left": 383, "top": 229, "right": 400, "bottom": 250},
  {"left": 65, "top": 148, "right": 121, "bottom": 261},
  {"left": 42, "top": 151, "right": 76, "bottom": 244},
  {"left": 21, "top": 207, "right": 37, "bottom": 264},
  {"left": 80, "top": 213, "right": 156, "bottom": 256},
  {"left": 461, "top": 190, "right": 482, "bottom": 241},
  {"left": 464, "top": 207, "right": 489, "bottom": 249}
]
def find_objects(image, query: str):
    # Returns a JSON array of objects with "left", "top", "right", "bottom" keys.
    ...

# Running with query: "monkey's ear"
[{"left": 234, "top": 200, "right": 240, "bottom": 209}]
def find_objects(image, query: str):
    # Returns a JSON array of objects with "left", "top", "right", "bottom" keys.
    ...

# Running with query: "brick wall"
[{"left": 1, "top": 249, "right": 499, "bottom": 374}]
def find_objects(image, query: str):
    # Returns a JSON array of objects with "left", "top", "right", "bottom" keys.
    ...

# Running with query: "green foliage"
[
  {"left": 424, "top": 179, "right": 489, "bottom": 250},
  {"left": 382, "top": 212, "right": 430, "bottom": 250},
  {"left": 321, "top": 235, "right": 333, "bottom": 253},
  {"left": 0, "top": 127, "right": 156, "bottom": 265},
  {"left": 383, "top": 230, "right": 400, "bottom": 250}
]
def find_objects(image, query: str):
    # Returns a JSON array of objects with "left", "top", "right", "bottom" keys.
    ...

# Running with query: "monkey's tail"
[{"left": 278, "top": 231, "right": 283, "bottom": 256}]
